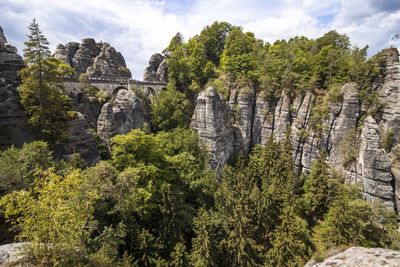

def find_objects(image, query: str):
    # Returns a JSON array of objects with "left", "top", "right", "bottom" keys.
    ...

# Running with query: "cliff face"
[
  {"left": 0, "top": 27, "right": 38, "bottom": 149},
  {"left": 54, "top": 38, "right": 131, "bottom": 79},
  {"left": 97, "top": 89, "right": 148, "bottom": 146},
  {"left": 143, "top": 53, "right": 167, "bottom": 83},
  {"left": 0, "top": 28, "right": 100, "bottom": 165},
  {"left": 190, "top": 48, "right": 400, "bottom": 211}
]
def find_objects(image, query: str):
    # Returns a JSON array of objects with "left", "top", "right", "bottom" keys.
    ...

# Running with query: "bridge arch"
[
  {"left": 112, "top": 86, "right": 129, "bottom": 96},
  {"left": 146, "top": 87, "right": 156, "bottom": 98}
]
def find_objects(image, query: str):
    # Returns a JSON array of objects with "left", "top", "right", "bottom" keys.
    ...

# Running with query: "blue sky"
[{"left": 0, "top": 0, "right": 399, "bottom": 79}]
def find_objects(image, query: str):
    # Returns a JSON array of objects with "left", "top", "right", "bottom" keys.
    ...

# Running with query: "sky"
[{"left": 0, "top": 0, "right": 399, "bottom": 79}]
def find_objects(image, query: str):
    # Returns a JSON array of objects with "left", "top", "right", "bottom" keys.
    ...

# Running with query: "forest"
[{"left": 0, "top": 20, "right": 399, "bottom": 266}]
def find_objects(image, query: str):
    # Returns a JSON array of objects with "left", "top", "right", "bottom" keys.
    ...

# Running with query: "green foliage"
[
  {"left": 190, "top": 209, "right": 220, "bottom": 267},
  {"left": 309, "top": 95, "right": 330, "bottom": 132},
  {"left": 312, "top": 185, "right": 399, "bottom": 259},
  {"left": 166, "top": 22, "right": 231, "bottom": 96},
  {"left": 151, "top": 84, "right": 191, "bottom": 131},
  {"left": 266, "top": 205, "right": 311, "bottom": 267},
  {"left": 18, "top": 19, "right": 73, "bottom": 141},
  {"left": 380, "top": 128, "right": 395, "bottom": 152},
  {"left": 0, "top": 169, "right": 97, "bottom": 265},
  {"left": 170, "top": 242, "right": 189, "bottom": 267},
  {"left": 220, "top": 27, "right": 260, "bottom": 83},
  {"left": 1, "top": 21, "right": 400, "bottom": 267},
  {"left": 339, "top": 129, "right": 360, "bottom": 168},
  {"left": 165, "top": 32, "right": 184, "bottom": 54},
  {"left": 302, "top": 155, "right": 342, "bottom": 226},
  {"left": 0, "top": 141, "right": 53, "bottom": 194}
]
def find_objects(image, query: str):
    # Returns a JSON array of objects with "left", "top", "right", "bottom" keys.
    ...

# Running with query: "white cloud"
[{"left": 0, "top": 0, "right": 399, "bottom": 78}]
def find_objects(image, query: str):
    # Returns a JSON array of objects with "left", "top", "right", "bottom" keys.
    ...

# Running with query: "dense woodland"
[{"left": 0, "top": 20, "right": 399, "bottom": 266}]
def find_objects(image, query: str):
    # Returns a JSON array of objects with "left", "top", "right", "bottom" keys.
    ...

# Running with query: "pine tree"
[
  {"left": 218, "top": 159, "right": 264, "bottom": 267},
  {"left": 18, "top": 19, "right": 73, "bottom": 141},
  {"left": 135, "top": 228, "right": 160, "bottom": 267},
  {"left": 170, "top": 242, "right": 189, "bottom": 267},
  {"left": 266, "top": 205, "right": 311, "bottom": 267},
  {"left": 302, "top": 154, "right": 340, "bottom": 225},
  {"left": 190, "top": 209, "right": 218, "bottom": 267}
]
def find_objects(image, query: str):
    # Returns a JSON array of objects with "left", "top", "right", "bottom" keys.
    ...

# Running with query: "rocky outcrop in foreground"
[
  {"left": 306, "top": 247, "right": 400, "bottom": 267},
  {"left": 54, "top": 38, "right": 131, "bottom": 79},
  {"left": 0, "top": 242, "right": 30, "bottom": 266}
]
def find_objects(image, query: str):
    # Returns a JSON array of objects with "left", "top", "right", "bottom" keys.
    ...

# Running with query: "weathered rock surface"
[
  {"left": 228, "top": 87, "right": 255, "bottom": 155},
  {"left": 0, "top": 27, "right": 38, "bottom": 149},
  {"left": 190, "top": 49, "right": 400, "bottom": 210},
  {"left": 54, "top": 39, "right": 131, "bottom": 79},
  {"left": 357, "top": 116, "right": 394, "bottom": 207},
  {"left": 305, "top": 246, "right": 400, "bottom": 267},
  {"left": 143, "top": 53, "right": 167, "bottom": 83},
  {"left": 55, "top": 112, "right": 100, "bottom": 166},
  {"left": 97, "top": 89, "right": 147, "bottom": 146},
  {"left": 0, "top": 242, "right": 31, "bottom": 267},
  {"left": 191, "top": 87, "right": 234, "bottom": 171}
]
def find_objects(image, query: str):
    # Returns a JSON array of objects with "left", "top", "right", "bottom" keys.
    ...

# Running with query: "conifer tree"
[
  {"left": 218, "top": 159, "right": 264, "bottom": 267},
  {"left": 18, "top": 19, "right": 73, "bottom": 141},
  {"left": 170, "top": 242, "right": 189, "bottom": 267},
  {"left": 190, "top": 209, "right": 218, "bottom": 267},
  {"left": 266, "top": 205, "right": 311, "bottom": 267},
  {"left": 135, "top": 228, "right": 160, "bottom": 267},
  {"left": 302, "top": 154, "right": 340, "bottom": 225}
]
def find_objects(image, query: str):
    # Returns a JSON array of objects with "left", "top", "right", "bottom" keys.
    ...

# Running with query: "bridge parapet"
[{"left": 62, "top": 77, "right": 167, "bottom": 96}]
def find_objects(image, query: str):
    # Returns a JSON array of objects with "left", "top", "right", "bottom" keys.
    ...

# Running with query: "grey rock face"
[
  {"left": 191, "top": 87, "right": 234, "bottom": 171},
  {"left": 143, "top": 53, "right": 167, "bottom": 83},
  {"left": 0, "top": 242, "right": 31, "bottom": 266},
  {"left": 86, "top": 43, "right": 131, "bottom": 79},
  {"left": 97, "top": 89, "right": 147, "bottom": 145},
  {"left": 0, "top": 29, "right": 38, "bottom": 149},
  {"left": 0, "top": 26, "right": 7, "bottom": 45},
  {"left": 54, "top": 39, "right": 131, "bottom": 79},
  {"left": 305, "top": 246, "right": 400, "bottom": 267},
  {"left": 357, "top": 116, "right": 394, "bottom": 207},
  {"left": 229, "top": 87, "right": 255, "bottom": 154},
  {"left": 55, "top": 112, "right": 100, "bottom": 166}
]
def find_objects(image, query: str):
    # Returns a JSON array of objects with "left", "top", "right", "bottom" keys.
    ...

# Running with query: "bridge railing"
[{"left": 62, "top": 76, "right": 166, "bottom": 86}]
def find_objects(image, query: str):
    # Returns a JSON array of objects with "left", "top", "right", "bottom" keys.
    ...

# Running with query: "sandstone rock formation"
[
  {"left": 54, "top": 38, "right": 131, "bottom": 79},
  {"left": 0, "top": 242, "right": 31, "bottom": 267},
  {"left": 190, "top": 48, "right": 400, "bottom": 210},
  {"left": 305, "top": 246, "right": 400, "bottom": 267},
  {"left": 357, "top": 116, "right": 394, "bottom": 208},
  {"left": 55, "top": 112, "right": 100, "bottom": 166},
  {"left": 0, "top": 27, "right": 38, "bottom": 149},
  {"left": 143, "top": 53, "right": 167, "bottom": 83},
  {"left": 97, "top": 89, "right": 147, "bottom": 146},
  {"left": 190, "top": 87, "right": 234, "bottom": 171}
]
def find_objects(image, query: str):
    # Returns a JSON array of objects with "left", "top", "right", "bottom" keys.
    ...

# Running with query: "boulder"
[
  {"left": 0, "top": 242, "right": 31, "bottom": 266},
  {"left": 305, "top": 246, "right": 400, "bottom": 267}
]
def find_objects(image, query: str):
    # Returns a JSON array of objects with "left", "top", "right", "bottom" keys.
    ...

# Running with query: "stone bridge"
[{"left": 63, "top": 77, "right": 167, "bottom": 97}]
